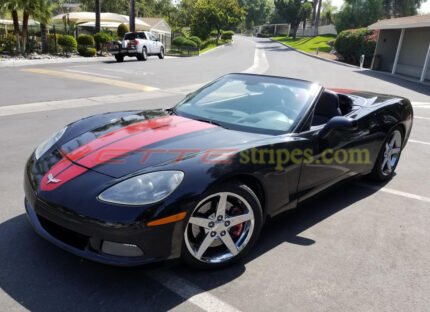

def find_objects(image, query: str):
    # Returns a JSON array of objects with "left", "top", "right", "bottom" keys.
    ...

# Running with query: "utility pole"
[{"left": 130, "top": 0, "right": 136, "bottom": 32}]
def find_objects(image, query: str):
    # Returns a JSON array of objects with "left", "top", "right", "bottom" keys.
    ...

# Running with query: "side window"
[{"left": 138, "top": 32, "right": 147, "bottom": 40}]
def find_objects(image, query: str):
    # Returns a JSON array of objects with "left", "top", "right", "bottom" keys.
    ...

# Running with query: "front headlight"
[
  {"left": 35, "top": 126, "right": 68, "bottom": 160},
  {"left": 98, "top": 171, "right": 184, "bottom": 206}
]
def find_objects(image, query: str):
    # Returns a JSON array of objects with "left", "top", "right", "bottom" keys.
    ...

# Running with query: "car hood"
[{"left": 55, "top": 110, "right": 270, "bottom": 179}]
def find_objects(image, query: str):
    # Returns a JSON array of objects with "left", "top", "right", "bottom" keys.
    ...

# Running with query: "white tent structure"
[
  {"left": 78, "top": 21, "right": 148, "bottom": 31},
  {"left": 52, "top": 12, "right": 150, "bottom": 30}
]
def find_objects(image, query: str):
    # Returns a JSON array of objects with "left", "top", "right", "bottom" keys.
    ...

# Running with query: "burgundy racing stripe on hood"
[{"left": 40, "top": 116, "right": 216, "bottom": 191}]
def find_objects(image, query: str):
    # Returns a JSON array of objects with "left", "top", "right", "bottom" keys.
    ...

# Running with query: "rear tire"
[
  {"left": 115, "top": 55, "right": 124, "bottom": 62},
  {"left": 181, "top": 182, "right": 263, "bottom": 269},
  {"left": 370, "top": 126, "right": 403, "bottom": 181},
  {"left": 158, "top": 47, "right": 165, "bottom": 59},
  {"left": 137, "top": 47, "right": 148, "bottom": 61}
]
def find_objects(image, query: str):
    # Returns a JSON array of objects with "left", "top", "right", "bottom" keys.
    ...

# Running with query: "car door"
[
  {"left": 295, "top": 107, "right": 367, "bottom": 202},
  {"left": 148, "top": 32, "right": 160, "bottom": 54}
]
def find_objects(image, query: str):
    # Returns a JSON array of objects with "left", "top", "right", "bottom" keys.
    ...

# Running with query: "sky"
[{"left": 331, "top": 0, "right": 430, "bottom": 13}]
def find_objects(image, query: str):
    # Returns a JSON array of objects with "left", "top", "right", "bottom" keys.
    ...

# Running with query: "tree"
[
  {"left": 33, "top": 0, "right": 53, "bottom": 54},
  {"left": 274, "top": 0, "right": 312, "bottom": 39},
  {"left": 240, "top": 0, "right": 274, "bottom": 30},
  {"left": 335, "top": 0, "right": 384, "bottom": 33},
  {"left": 383, "top": 0, "right": 425, "bottom": 17},
  {"left": 129, "top": 0, "right": 135, "bottom": 32},
  {"left": 176, "top": 0, "right": 195, "bottom": 29},
  {"left": 314, "top": 0, "right": 321, "bottom": 35},
  {"left": 1, "top": 0, "right": 44, "bottom": 54},
  {"left": 321, "top": 0, "right": 337, "bottom": 25},
  {"left": 191, "top": 0, "right": 244, "bottom": 40}
]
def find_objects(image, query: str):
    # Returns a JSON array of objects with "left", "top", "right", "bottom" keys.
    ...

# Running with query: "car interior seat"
[{"left": 312, "top": 90, "right": 342, "bottom": 126}]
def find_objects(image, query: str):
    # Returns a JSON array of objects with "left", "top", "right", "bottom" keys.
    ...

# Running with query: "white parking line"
[
  {"left": 409, "top": 139, "right": 430, "bottom": 146},
  {"left": 148, "top": 270, "right": 242, "bottom": 312},
  {"left": 357, "top": 183, "right": 430, "bottom": 203},
  {"left": 411, "top": 102, "right": 430, "bottom": 106},
  {"left": 414, "top": 116, "right": 430, "bottom": 121}
]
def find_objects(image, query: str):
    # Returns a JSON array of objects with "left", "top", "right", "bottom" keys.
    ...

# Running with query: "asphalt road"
[{"left": 0, "top": 36, "right": 429, "bottom": 312}]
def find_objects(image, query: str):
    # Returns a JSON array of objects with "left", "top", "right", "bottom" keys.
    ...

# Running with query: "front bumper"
[{"left": 24, "top": 176, "right": 185, "bottom": 266}]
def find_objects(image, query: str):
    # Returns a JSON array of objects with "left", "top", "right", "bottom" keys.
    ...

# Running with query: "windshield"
[{"left": 174, "top": 74, "right": 320, "bottom": 134}]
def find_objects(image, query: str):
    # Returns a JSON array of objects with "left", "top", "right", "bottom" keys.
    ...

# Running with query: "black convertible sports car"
[{"left": 24, "top": 73, "right": 413, "bottom": 268}]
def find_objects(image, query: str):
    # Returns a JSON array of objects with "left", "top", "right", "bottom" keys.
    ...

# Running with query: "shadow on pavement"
[
  {"left": 354, "top": 70, "right": 430, "bottom": 97},
  {"left": 0, "top": 178, "right": 382, "bottom": 311}
]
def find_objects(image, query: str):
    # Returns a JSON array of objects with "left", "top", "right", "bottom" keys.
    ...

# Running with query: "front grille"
[{"left": 38, "top": 214, "right": 89, "bottom": 250}]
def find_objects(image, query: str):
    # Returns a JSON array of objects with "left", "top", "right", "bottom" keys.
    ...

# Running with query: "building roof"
[{"left": 369, "top": 14, "right": 430, "bottom": 30}]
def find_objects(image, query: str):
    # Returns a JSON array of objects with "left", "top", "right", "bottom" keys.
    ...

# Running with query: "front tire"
[
  {"left": 370, "top": 127, "right": 403, "bottom": 181},
  {"left": 182, "top": 182, "right": 263, "bottom": 269},
  {"left": 158, "top": 47, "right": 165, "bottom": 59}
]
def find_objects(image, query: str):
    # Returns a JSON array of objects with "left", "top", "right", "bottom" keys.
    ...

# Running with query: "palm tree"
[
  {"left": 95, "top": 0, "right": 100, "bottom": 51},
  {"left": 130, "top": 0, "right": 135, "bottom": 32},
  {"left": 1, "top": 0, "right": 22, "bottom": 53},
  {"left": 33, "top": 0, "right": 52, "bottom": 54},
  {"left": 314, "top": 0, "right": 322, "bottom": 36}
]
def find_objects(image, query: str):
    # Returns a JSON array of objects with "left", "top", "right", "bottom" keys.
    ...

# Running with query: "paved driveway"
[{"left": 0, "top": 36, "right": 429, "bottom": 312}]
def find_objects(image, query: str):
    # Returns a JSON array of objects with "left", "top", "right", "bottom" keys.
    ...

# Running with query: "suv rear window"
[{"left": 124, "top": 32, "right": 146, "bottom": 40}]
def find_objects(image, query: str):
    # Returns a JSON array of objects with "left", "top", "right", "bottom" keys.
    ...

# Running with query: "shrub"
[
  {"left": 182, "top": 38, "right": 198, "bottom": 48},
  {"left": 188, "top": 36, "right": 202, "bottom": 48},
  {"left": 117, "top": 23, "right": 129, "bottom": 39},
  {"left": 221, "top": 30, "right": 234, "bottom": 41},
  {"left": 172, "top": 36, "right": 186, "bottom": 47},
  {"left": 58, "top": 35, "right": 77, "bottom": 54},
  {"left": 334, "top": 28, "right": 377, "bottom": 66},
  {"left": 77, "top": 34, "right": 95, "bottom": 47},
  {"left": 94, "top": 32, "right": 113, "bottom": 54},
  {"left": 0, "top": 33, "right": 17, "bottom": 54},
  {"left": 78, "top": 47, "right": 96, "bottom": 57},
  {"left": 210, "top": 30, "right": 219, "bottom": 37},
  {"left": 201, "top": 38, "right": 217, "bottom": 49}
]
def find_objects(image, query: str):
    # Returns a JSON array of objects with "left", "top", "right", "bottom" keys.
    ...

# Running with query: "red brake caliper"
[{"left": 229, "top": 206, "right": 244, "bottom": 238}]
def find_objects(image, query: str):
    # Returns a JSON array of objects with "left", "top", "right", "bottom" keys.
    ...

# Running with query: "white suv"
[{"left": 110, "top": 31, "right": 165, "bottom": 62}]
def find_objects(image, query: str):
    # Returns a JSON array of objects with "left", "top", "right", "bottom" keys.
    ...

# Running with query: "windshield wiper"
[
  {"left": 165, "top": 107, "right": 177, "bottom": 115},
  {"left": 195, "top": 118, "right": 227, "bottom": 129}
]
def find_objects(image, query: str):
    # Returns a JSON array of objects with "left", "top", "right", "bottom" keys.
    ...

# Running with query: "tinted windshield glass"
[{"left": 174, "top": 74, "right": 320, "bottom": 134}]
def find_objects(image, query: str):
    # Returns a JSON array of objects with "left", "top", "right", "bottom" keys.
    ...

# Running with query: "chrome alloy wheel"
[
  {"left": 184, "top": 192, "right": 255, "bottom": 263},
  {"left": 381, "top": 130, "right": 402, "bottom": 176}
]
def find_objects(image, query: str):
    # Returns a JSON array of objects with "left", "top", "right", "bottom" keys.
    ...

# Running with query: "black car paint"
[{"left": 24, "top": 80, "right": 413, "bottom": 266}]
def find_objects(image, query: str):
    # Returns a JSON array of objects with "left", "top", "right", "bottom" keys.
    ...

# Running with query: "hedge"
[
  {"left": 188, "top": 36, "right": 202, "bottom": 47},
  {"left": 77, "top": 34, "right": 95, "bottom": 47},
  {"left": 221, "top": 30, "right": 234, "bottom": 40},
  {"left": 78, "top": 47, "right": 97, "bottom": 57},
  {"left": 117, "top": 23, "right": 129, "bottom": 39},
  {"left": 172, "top": 36, "right": 186, "bottom": 47},
  {"left": 58, "top": 35, "right": 77, "bottom": 54},
  {"left": 334, "top": 28, "right": 377, "bottom": 66}
]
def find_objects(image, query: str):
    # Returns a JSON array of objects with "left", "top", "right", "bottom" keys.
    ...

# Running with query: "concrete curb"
[
  {"left": 0, "top": 55, "right": 108, "bottom": 68},
  {"left": 270, "top": 38, "right": 364, "bottom": 70}
]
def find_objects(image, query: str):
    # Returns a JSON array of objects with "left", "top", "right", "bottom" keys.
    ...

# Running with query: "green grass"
[{"left": 272, "top": 35, "right": 336, "bottom": 53}]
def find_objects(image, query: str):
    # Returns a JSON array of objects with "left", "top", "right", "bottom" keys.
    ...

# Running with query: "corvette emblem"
[{"left": 47, "top": 173, "right": 61, "bottom": 184}]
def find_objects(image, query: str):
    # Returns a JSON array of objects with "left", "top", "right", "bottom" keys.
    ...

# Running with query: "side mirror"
[{"left": 319, "top": 116, "right": 358, "bottom": 139}]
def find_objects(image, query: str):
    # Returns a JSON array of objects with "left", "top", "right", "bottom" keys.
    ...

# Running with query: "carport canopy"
[{"left": 369, "top": 14, "right": 430, "bottom": 82}]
